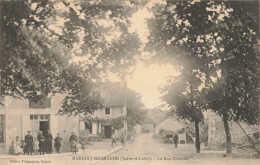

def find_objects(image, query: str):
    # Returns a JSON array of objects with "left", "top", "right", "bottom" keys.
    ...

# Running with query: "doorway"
[
  {"left": 40, "top": 121, "right": 49, "bottom": 135},
  {"left": 30, "top": 114, "right": 50, "bottom": 137},
  {"left": 104, "top": 126, "right": 112, "bottom": 138}
]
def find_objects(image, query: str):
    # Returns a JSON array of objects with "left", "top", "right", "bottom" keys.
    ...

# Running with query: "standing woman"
[
  {"left": 69, "top": 132, "right": 78, "bottom": 154},
  {"left": 45, "top": 130, "right": 53, "bottom": 154},
  {"left": 37, "top": 131, "right": 45, "bottom": 155},
  {"left": 24, "top": 131, "right": 33, "bottom": 155}
]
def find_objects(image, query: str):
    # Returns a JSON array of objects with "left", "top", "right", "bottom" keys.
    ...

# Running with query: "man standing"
[
  {"left": 173, "top": 134, "right": 179, "bottom": 148},
  {"left": 24, "top": 131, "right": 33, "bottom": 155},
  {"left": 54, "top": 133, "right": 62, "bottom": 153},
  {"left": 44, "top": 130, "right": 53, "bottom": 154},
  {"left": 120, "top": 131, "right": 125, "bottom": 146},
  {"left": 38, "top": 131, "right": 45, "bottom": 155},
  {"left": 111, "top": 130, "right": 116, "bottom": 147}
]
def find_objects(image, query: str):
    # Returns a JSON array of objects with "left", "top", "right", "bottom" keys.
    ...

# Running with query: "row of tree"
[
  {"left": 1, "top": 0, "right": 259, "bottom": 156},
  {"left": 1, "top": 0, "right": 146, "bottom": 129},
  {"left": 147, "top": 1, "right": 259, "bottom": 156}
]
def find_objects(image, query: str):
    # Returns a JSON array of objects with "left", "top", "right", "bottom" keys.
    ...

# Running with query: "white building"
[{"left": 0, "top": 81, "right": 127, "bottom": 154}]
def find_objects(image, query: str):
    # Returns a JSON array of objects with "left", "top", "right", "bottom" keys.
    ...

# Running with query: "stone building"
[
  {"left": 0, "top": 81, "right": 127, "bottom": 154},
  {"left": 205, "top": 111, "right": 260, "bottom": 150},
  {"left": 79, "top": 82, "right": 128, "bottom": 139}
]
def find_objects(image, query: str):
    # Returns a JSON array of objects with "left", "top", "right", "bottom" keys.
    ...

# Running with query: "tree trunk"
[
  {"left": 223, "top": 111, "right": 232, "bottom": 157},
  {"left": 195, "top": 120, "right": 201, "bottom": 153}
]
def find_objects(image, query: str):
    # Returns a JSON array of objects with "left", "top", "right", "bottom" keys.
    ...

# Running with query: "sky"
[
  {"left": 106, "top": 1, "right": 180, "bottom": 109},
  {"left": 108, "top": 62, "right": 181, "bottom": 109},
  {"left": 28, "top": 1, "right": 180, "bottom": 109},
  {"left": 122, "top": 2, "right": 180, "bottom": 109}
]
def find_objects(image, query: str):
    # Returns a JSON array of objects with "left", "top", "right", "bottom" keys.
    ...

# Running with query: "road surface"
[
  {"left": 1, "top": 133, "right": 259, "bottom": 165},
  {"left": 94, "top": 133, "right": 213, "bottom": 165}
]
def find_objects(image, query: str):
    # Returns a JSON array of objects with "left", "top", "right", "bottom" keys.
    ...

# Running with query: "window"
[
  {"left": 30, "top": 114, "right": 49, "bottom": 121},
  {"left": 34, "top": 115, "right": 38, "bottom": 120},
  {"left": 40, "top": 115, "right": 45, "bottom": 120},
  {"left": 105, "top": 107, "right": 110, "bottom": 115},
  {"left": 84, "top": 121, "right": 92, "bottom": 134},
  {"left": 0, "top": 115, "right": 5, "bottom": 143}
]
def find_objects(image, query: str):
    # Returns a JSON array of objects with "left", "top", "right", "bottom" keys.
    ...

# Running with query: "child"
[
  {"left": 33, "top": 137, "right": 39, "bottom": 155},
  {"left": 54, "top": 133, "right": 62, "bottom": 153}
]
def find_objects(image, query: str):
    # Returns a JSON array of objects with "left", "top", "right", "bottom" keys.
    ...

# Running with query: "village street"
[
  {"left": 93, "top": 133, "right": 221, "bottom": 165},
  {"left": 93, "top": 133, "right": 260, "bottom": 165},
  {"left": 0, "top": 133, "right": 259, "bottom": 165}
]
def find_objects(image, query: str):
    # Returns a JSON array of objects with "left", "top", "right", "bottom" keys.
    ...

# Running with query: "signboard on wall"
[{"left": 29, "top": 98, "right": 51, "bottom": 109}]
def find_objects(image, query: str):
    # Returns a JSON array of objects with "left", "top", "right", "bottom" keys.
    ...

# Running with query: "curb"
[
  {"left": 90, "top": 146, "right": 124, "bottom": 164},
  {"left": 0, "top": 147, "right": 122, "bottom": 159}
]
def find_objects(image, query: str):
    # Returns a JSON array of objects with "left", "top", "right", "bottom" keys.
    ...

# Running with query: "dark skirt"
[
  {"left": 24, "top": 143, "right": 33, "bottom": 153},
  {"left": 39, "top": 141, "right": 45, "bottom": 153},
  {"left": 45, "top": 141, "right": 53, "bottom": 153},
  {"left": 71, "top": 141, "right": 78, "bottom": 152}
]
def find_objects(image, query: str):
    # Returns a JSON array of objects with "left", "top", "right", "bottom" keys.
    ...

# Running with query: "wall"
[
  {"left": 207, "top": 111, "right": 260, "bottom": 150},
  {"left": 57, "top": 115, "right": 79, "bottom": 152},
  {"left": 93, "top": 106, "right": 126, "bottom": 119},
  {"left": 0, "top": 95, "right": 79, "bottom": 153}
]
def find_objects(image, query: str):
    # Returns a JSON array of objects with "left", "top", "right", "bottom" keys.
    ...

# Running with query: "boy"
[{"left": 54, "top": 133, "right": 62, "bottom": 153}]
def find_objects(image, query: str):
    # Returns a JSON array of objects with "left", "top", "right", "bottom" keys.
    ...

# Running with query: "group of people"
[
  {"left": 13, "top": 130, "right": 127, "bottom": 155},
  {"left": 14, "top": 130, "right": 62, "bottom": 155},
  {"left": 111, "top": 130, "right": 126, "bottom": 147}
]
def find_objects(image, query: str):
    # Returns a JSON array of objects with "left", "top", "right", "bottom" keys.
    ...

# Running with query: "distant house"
[
  {"left": 0, "top": 81, "right": 127, "bottom": 154},
  {"left": 79, "top": 81, "right": 127, "bottom": 139},
  {"left": 155, "top": 117, "right": 185, "bottom": 136},
  {"left": 155, "top": 117, "right": 187, "bottom": 144},
  {"left": 141, "top": 121, "right": 154, "bottom": 133},
  {"left": 134, "top": 124, "right": 142, "bottom": 134}
]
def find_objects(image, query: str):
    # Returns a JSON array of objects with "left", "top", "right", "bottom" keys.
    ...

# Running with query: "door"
[
  {"left": 104, "top": 126, "right": 112, "bottom": 138},
  {"left": 40, "top": 121, "right": 49, "bottom": 135}
]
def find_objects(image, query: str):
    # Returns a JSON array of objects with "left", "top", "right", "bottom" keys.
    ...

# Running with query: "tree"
[
  {"left": 147, "top": 0, "right": 259, "bottom": 156},
  {"left": 163, "top": 69, "right": 205, "bottom": 153},
  {"left": 126, "top": 89, "right": 146, "bottom": 132},
  {"left": 0, "top": 0, "right": 141, "bottom": 115}
]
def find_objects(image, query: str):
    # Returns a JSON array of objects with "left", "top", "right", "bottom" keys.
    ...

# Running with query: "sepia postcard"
[{"left": 0, "top": 0, "right": 259, "bottom": 165}]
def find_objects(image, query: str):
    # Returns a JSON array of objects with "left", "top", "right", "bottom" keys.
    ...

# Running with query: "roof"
[
  {"left": 156, "top": 117, "right": 185, "bottom": 132},
  {"left": 99, "top": 82, "right": 126, "bottom": 107}
]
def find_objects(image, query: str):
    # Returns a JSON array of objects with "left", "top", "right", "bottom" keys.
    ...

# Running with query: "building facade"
[
  {"left": 0, "top": 94, "right": 79, "bottom": 154},
  {"left": 79, "top": 82, "right": 128, "bottom": 140},
  {"left": 0, "top": 81, "right": 127, "bottom": 154}
]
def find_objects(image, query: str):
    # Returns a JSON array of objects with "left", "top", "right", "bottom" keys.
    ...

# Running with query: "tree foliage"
[
  {"left": 1, "top": 0, "right": 141, "bottom": 114},
  {"left": 148, "top": 0, "right": 259, "bottom": 155},
  {"left": 126, "top": 89, "right": 146, "bottom": 130}
]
